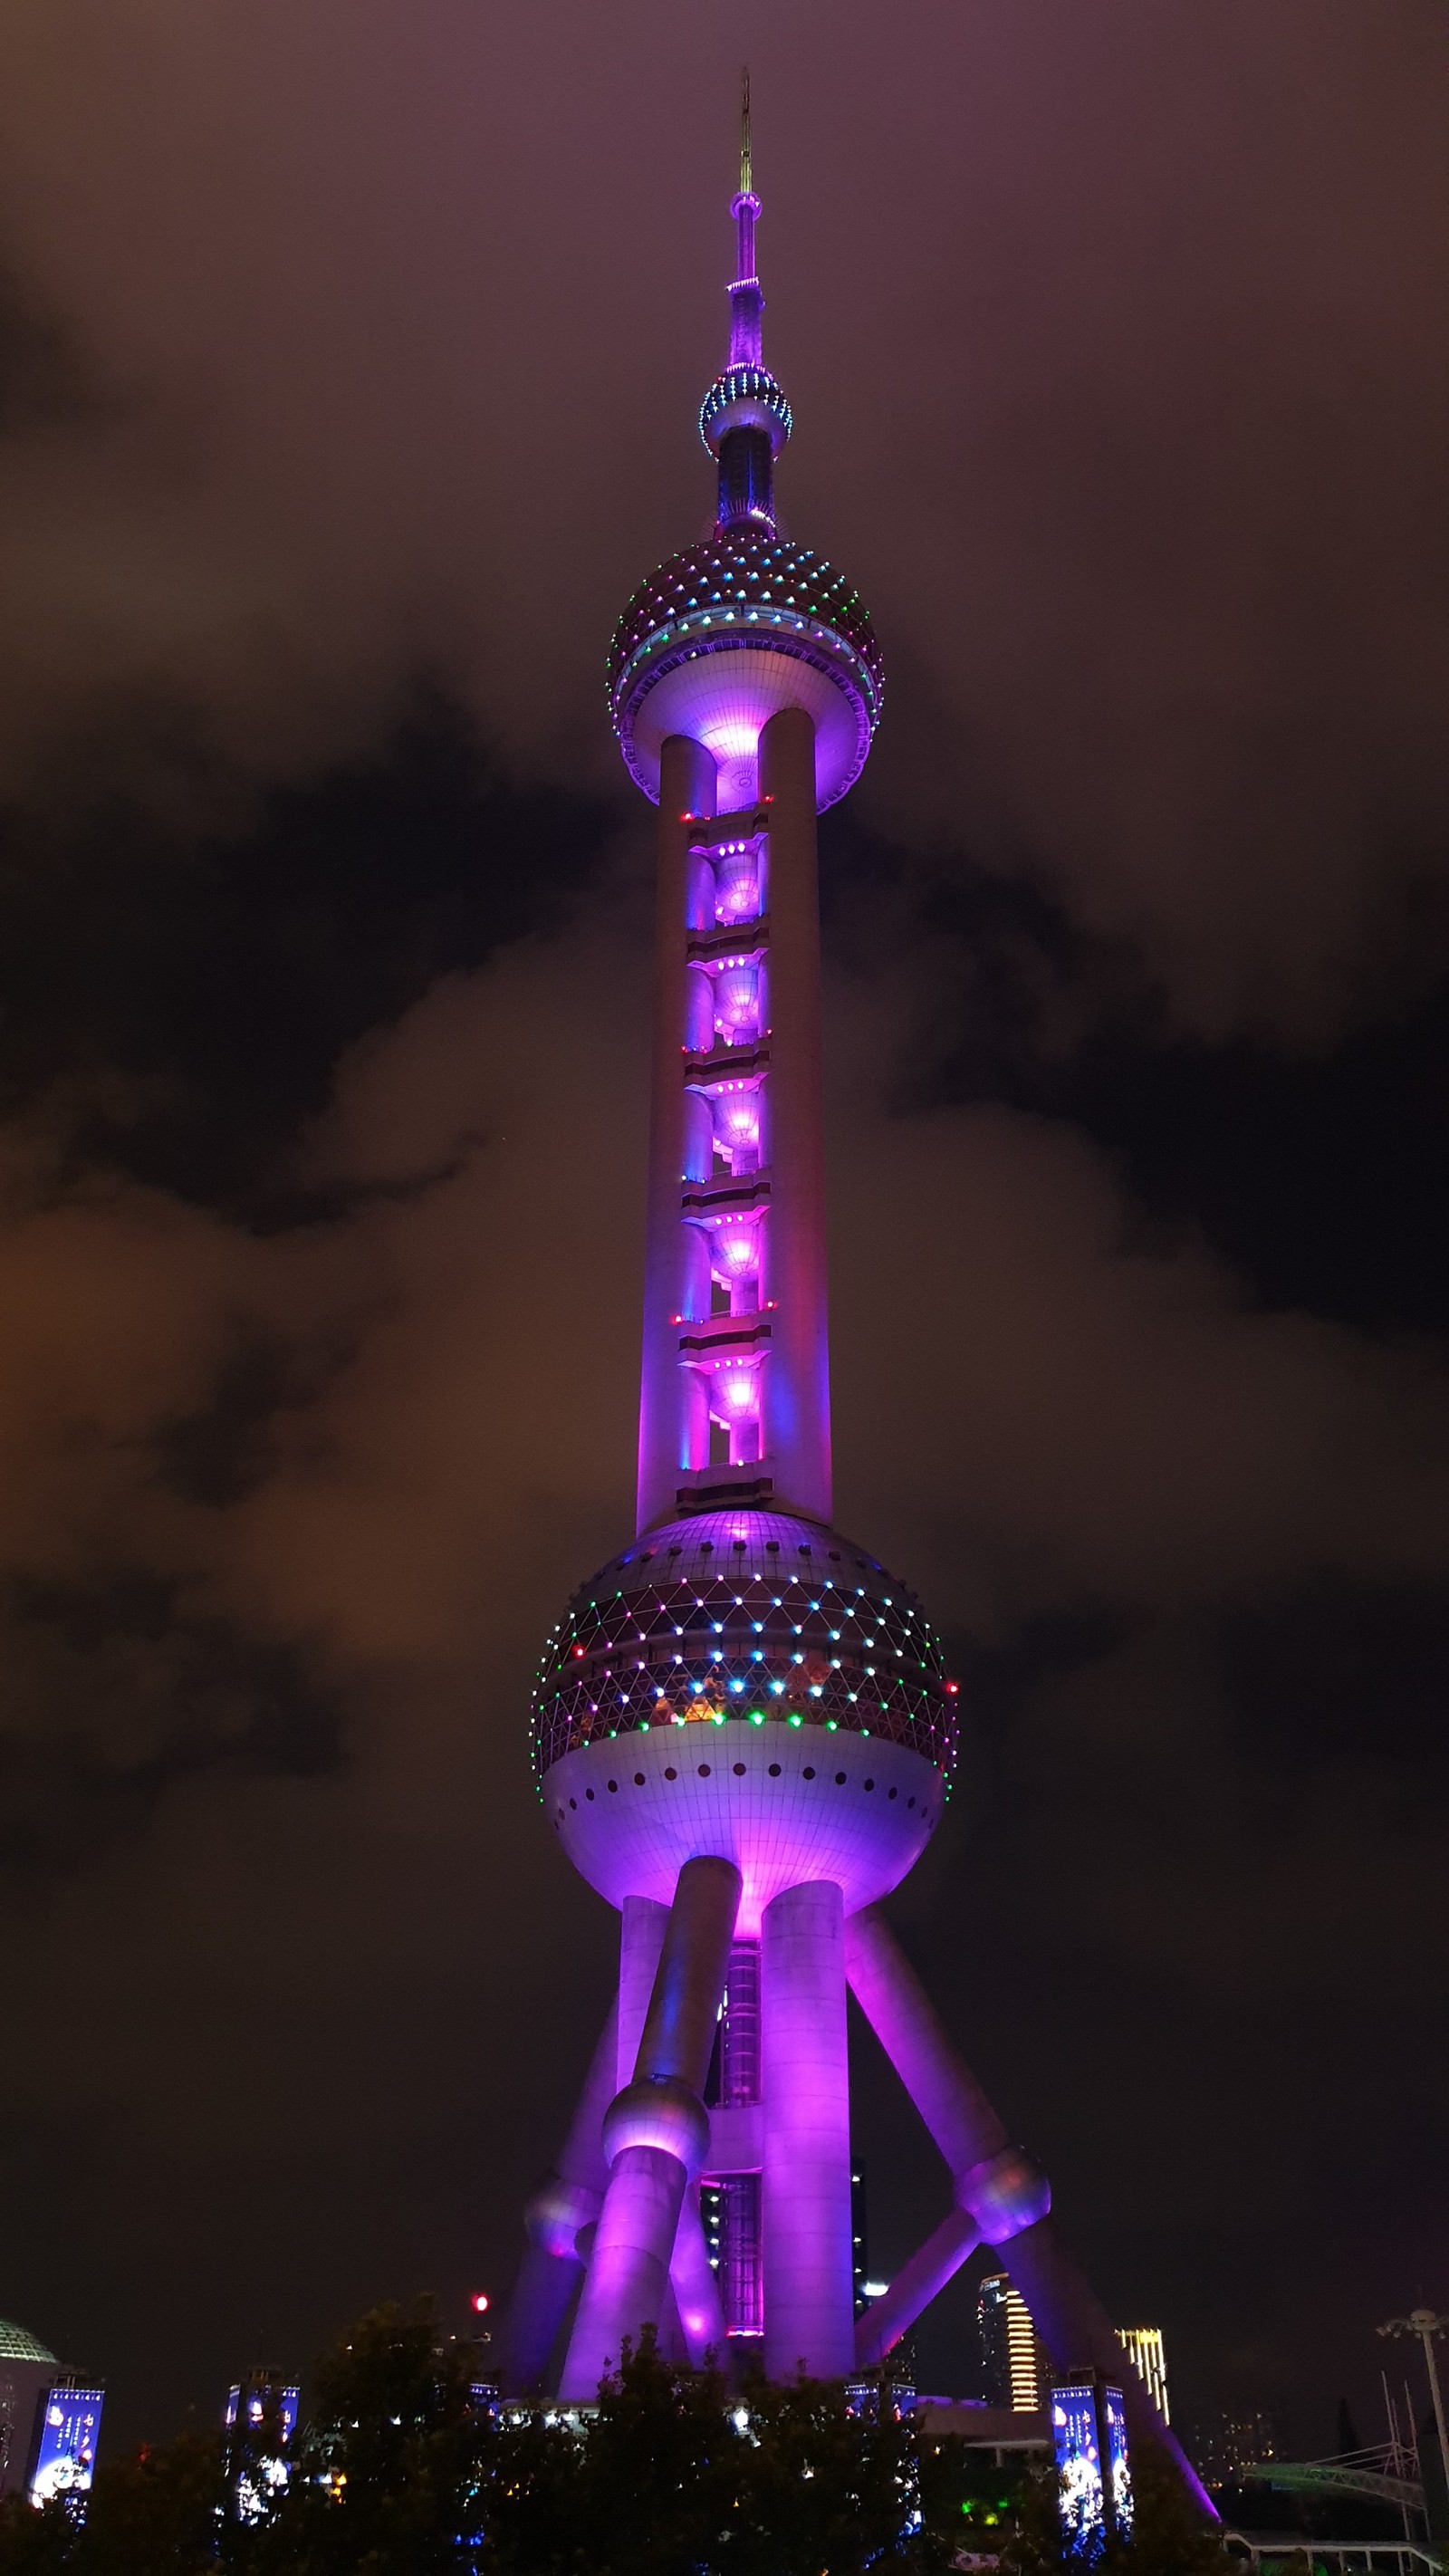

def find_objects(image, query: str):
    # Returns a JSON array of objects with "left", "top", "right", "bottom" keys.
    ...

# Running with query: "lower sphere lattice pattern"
[{"left": 531, "top": 1510, "right": 958, "bottom": 1788}]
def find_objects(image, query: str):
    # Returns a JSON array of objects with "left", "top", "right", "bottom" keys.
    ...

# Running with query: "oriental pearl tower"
[{"left": 499, "top": 86, "right": 1208, "bottom": 2510}]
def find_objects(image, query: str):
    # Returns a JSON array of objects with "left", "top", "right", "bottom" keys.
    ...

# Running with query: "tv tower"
[{"left": 500, "top": 87, "right": 1209, "bottom": 2510}]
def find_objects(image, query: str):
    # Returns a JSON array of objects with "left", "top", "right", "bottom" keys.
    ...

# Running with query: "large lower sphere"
[{"left": 532, "top": 1508, "right": 958, "bottom": 1932}]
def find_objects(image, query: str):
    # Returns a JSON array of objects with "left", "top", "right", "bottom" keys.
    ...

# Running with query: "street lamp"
[{"left": 1377, "top": 2310, "right": 1449, "bottom": 2496}]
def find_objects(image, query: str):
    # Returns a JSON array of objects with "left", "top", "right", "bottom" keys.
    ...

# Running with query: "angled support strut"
[
  {"left": 497, "top": 1995, "right": 619, "bottom": 2395},
  {"left": 845, "top": 1907, "right": 1215, "bottom": 2520},
  {"left": 560, "top": 1856, "right": 741, "bottom": 2400}
]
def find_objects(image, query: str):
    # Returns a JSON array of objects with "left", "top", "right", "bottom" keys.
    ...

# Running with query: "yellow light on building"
[
  {"left": 1005, "top": 2284, "right": 1042, "bottom": 2411},
  {"left": 978, "top": 2271, "right": 1050, "bottom": 2410},
  {"left": 1117, "top": 2325, "right": 1170, "bottom": 2424}
]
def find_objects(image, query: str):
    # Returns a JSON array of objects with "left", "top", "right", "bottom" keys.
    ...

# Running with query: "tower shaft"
[{"left": 636, "top": 710, "right": 830, "bottom": 1532}]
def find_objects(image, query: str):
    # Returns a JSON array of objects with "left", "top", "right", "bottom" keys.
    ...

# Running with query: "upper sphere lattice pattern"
[
  {"left": 531, "top": 1509, "right": 958, "bottom": 1787},
  {"left": 608, "top": 526, "right": 884, "bottom": 805},
  {"left": 698, "top": 366, "right": 793, "bottom": 457}
]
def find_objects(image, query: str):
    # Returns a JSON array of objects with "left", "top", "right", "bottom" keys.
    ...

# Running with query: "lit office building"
[
  {"left": 977, "top": 2273, "right": 1051, "bottom": 2412},
  {"left": 1117, "top": 2326, "right": 1170, "bottom": 2425},
  {"left": 1188, "top": 2408, "right": 1277, "bottom": 2488},
  {"left": 0, "top": 2321, "right": 57, "bottom": 2500},
  {"left": 0, "top": 2323, "right": 103, "bottom": 2508}
]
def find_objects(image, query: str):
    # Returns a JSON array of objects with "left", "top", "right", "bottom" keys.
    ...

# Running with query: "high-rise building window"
[
  {"left": 976, "top": 2273, "right": 1051, "bottom": 2411},
  {"left": 1116, "top": 2326, "right": 1170, "bottom": 2426}
]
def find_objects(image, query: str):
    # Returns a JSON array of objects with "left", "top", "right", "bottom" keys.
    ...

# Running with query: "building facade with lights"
[
  {"left": 497, "top": 101, "right": 1210, "bottom": 2514},
  {"left": 978, "top": 2271, "right": 1053, "bottom": 2414},
  {"left": 0, "top": 2321, "right": 57, "bottom": 2500},
  {"left": 1117, "top": 2326, "right": 1170, "bottom": 2427}
]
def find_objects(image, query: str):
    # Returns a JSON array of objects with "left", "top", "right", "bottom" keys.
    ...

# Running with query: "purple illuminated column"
[
  {"left": 845, "top": 1908, "right": 1011, "bottom": 2172},
  {"left": 561, "top": 1857, "right": 740, "bottom": 2400},
  {"left": 638, "top": 735, "right": 718, "bottom": 1533},
  {"left": 761, "top": 1879, "right": 854, "bottom": 2378},
  {"left": 618, "top": 1895, "right": 669, "bottom": 2088},
  {"left": 670, "top": 2187, "right": 728, "bottom": 2365},
  {"left": 856, "top": 2210, "right": 981, "bottom": 2369},
  {"left": 758, "top": 709, "right": 831, "bottom": 1523},
  {"left": 500, "top": 1997, "right": 619, "bottom": 2393},
  {"left": 844, "top": 1908, "right": 1214, "bottom": 2514}
]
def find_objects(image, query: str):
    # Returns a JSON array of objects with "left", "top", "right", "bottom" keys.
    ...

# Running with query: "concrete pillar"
[
  {"left": 561, "top": 1859, "right": 741, "bottom": 2399},
  {"left": 761, "top": 1879, "right": 854, "bottom": 2379},
  {"left": 757, "top": 708, "right": 830, "bottom": 1523},
  {"left": 499, "top": 1994, "right": 619, "bottom": 2393},
  {"left": 855, "top": 2209, "right": 980, "bottom": 2369},
  {"left": 844, "top": 1905, "right": 1009, "bottom": 2173},
  {"left": 618, "top": 1897, "right": 669, "bottom": 2091},
  {"left": 844, "top": 1905, "right": 1214, "bottom": 2515},
  {"left": 670, "top": 2187, "right": 728, "bottom": 2366},
  {"left": 638, "top": 735, "right": 718, "bottom": 1533},
  {"left": 635, "top": 1855, "right": 741, "bottom": 2091}
]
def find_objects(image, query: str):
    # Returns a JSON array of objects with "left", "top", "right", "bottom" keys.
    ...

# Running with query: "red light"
[
  {"left": 471, "top": 2292, "right": 491, "bottom": 2315},
  {"left": 573, "top": 1646, "right": 584, "bottom": 1658},
  {"left": 946, "top": 1682, "right": 959, "bottom": 1695}
]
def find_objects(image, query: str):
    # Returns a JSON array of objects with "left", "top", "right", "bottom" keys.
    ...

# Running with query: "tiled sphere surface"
[
  {"left": 698, "top": 365, "right": 793, "bottom": 457},
  {"left": 533, "top": 1509, "right": 958, "bottom": 1928},
  {"left": 608, "top": 526, "right": 884, "bottom": 811}
]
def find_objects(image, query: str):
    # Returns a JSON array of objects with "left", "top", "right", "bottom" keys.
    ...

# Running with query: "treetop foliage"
[{"left": 0, "top": 2298, "right": 1233, "bottom": 2576}]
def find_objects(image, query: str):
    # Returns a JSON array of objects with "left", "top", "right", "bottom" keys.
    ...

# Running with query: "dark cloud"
[
  {"left": 0, "top": 1565, "right": 344, "bottom": 1875},
  {"left": 823, "top": 801, "right": 1449, "bottom": 1332},
  {"left": 0, "top": 0, "right": 1436, "bottom": 2478},
  {"left": 0, "top": 681, "right": 614, "bottom": 1214},
  {"left": 0, "top": 265, "right": 98, "bottom": 438}
]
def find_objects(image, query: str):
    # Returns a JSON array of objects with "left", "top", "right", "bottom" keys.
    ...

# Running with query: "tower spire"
[
  {"left": 709, "top": 72, "right": 785, "bottom": 529},
  {"left": 727, "top": 72, "right": 763, "bottom": 372},
  {"left": 739, "top": 63, "right": 752, "bottom": 196}
]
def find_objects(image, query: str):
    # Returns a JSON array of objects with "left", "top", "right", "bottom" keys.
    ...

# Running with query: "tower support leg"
[
  {"left": 560, "top": 1857, "right": 740, "bottom": 2400},
  {"left": 762, "top": 1879, "right": 855, "bottom": 2379},
  {"left": 855, "top": 2209, "right": 981, "bottom": 2370},
  {"left": 618, "top": 1894, "right": 669, "bottom": 2085},
  {"left": 671, "top": 2185, "right": 728, "bottom": 2366},
  {"left": 844, "top": 1906, "right": 1214, "bottom": 2517},
  {"left": 498, "top": 1995, "right": 619, "bottom": 2394}
]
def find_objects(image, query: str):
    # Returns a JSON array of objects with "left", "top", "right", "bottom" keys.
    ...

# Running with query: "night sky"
[{"left": 0, "top": 0, "right": 1444, "bottom": 2466}]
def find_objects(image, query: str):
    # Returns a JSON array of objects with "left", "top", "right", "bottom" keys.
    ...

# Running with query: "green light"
[
  {"left": 826, "top": 1719, "right": 838, "bottom": 1731},
  {"left": 750, "top": 1711, "right": 765, "bottom": 1725},
  {"left": 789, "top": 1713, "right": 802, "bottom": 1727},
  {"left": 712, "top": 1712, "right": 725, "bottom": 1725}
]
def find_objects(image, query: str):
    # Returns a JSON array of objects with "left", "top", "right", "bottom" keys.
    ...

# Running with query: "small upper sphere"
[
  {"left": 608, "top": 524, "right": 885, "bottom": 812},
  {"left": 699, "top": 366, "right": 792, "bottom": 458}
]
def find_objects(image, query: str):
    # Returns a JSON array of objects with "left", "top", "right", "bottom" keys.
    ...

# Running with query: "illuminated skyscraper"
[
  {"left": 497, "top": 92, "right": 1210, "bottom": 2514},
  {"left": 978, "top": 2272, "right": 1052, "bottom": 2413},
  {"left": 0, "top": 2321, "right": 57, "bottom": 2500},
  {"left": 1117, "top": 2327, "right": 1170, "bottom": 2426}
]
